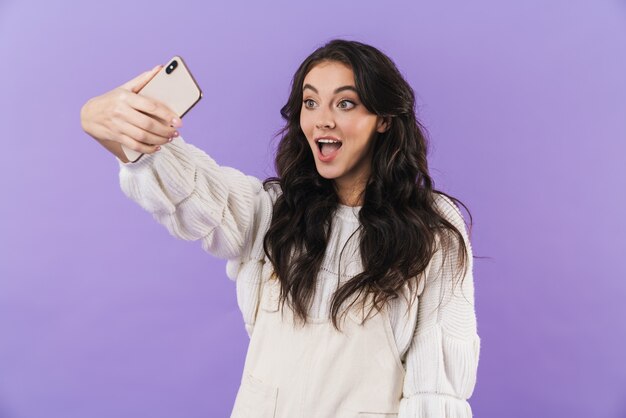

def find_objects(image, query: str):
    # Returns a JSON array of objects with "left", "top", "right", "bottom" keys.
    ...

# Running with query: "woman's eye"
[
  {"left": 338, "top": 100, "right": 355, "bottom": 110},
  {"left": 303, "top": 99, "right": 316, "bottom": 108}
]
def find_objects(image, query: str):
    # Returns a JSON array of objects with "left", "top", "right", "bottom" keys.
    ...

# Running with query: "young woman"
[{"left": 81, "top": 39, "right": 480, "bottom": 418}]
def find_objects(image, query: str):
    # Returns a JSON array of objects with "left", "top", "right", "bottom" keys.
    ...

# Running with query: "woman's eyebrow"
[{"left": 302, "top": 84, "right": 358, "bottom": 94}]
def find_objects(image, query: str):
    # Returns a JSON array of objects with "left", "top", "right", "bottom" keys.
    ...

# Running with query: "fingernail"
[
  {"left": 155, "top": 146, "right": 161, "bottom": 151},
  {"left": 173, "top": 131, "right": 179, "bottom": 137},
  {"left": 168, "top": 137, "right": 173, "bottom": 142},
  {"left": 171, "top": 118, "right": 182, "bottom": 128}
]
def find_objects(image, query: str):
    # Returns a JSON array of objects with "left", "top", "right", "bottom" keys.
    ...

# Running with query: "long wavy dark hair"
[{"left": 263, "top": 39, "right": 472, "bottom": 329}]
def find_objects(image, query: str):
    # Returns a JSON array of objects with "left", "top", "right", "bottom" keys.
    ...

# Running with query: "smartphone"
[{"left": 121, "top": 55, "right": 203, "bottom": 162}]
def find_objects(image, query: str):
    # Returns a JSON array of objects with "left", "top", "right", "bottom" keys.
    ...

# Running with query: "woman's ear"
[{"left": 376, "top": 116, "right": 392, "bottom": 133}]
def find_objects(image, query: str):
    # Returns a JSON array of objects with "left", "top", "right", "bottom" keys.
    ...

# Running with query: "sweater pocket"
[{"left": 230, "top": 373, "right": 278, "bottom": 418}]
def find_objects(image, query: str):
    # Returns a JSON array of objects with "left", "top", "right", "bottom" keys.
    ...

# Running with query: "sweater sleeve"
[
  {"left": 117, "top": 135, "right": 276, "bottom": 261},
  {"left": 398, "top": 195, "right": 480, "bottom": 418}
]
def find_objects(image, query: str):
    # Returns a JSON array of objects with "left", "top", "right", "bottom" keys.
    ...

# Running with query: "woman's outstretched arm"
[
  {"left": 117, "top": 135, "right": 276, "bottom": 260},
  {"left": 81, "top": 65, "right": 277, "bottom": 261}
]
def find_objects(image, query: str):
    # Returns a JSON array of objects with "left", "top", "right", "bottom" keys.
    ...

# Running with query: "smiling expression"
[{"left": 300, "top": 60, "right": 389, "bottom": 203}]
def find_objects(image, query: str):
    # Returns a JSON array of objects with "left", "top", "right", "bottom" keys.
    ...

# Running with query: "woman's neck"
[{"left": 334, "top": 179, "right": 367, "bottom": 207}]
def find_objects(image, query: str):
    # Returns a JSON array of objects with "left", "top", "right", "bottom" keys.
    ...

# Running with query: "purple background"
[{"left": 1, "top": 1, "right": 625, "bottom": 417}]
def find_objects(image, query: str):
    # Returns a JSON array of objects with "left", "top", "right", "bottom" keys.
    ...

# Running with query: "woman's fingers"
[
  {"left": 124, "top": 105, "right": 178, "bottom": 141},
  {"left": 121, "top": 65, "right": 163, "bottom": 93},
  {"left": 127, "top": 93, "right": 181, "bottom": 129},
  {"left": 118, "top": 132, "right": 161, "bottom": 155},
  {"left": 81, "top": 67, "right": 182, "bottom": 156},
  {"left": 119, "top": 66, "right": 182, "bottom": 130},
  {"left": 117, "top": 119, "right": 170, "bottom": 146}
]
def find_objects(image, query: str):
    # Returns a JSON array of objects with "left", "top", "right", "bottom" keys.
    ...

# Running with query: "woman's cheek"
[{"left": 300, "top": 115, "right": 313, "bottom": 136}]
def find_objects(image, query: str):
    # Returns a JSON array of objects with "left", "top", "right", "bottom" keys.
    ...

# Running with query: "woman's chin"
[{"left": 314, "top": 163, "right": 341, "bottom": 180}]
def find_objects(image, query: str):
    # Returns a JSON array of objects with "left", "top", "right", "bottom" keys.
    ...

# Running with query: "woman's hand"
[{"left": 80, "top": 65, "right": 182, "bottom": 162}]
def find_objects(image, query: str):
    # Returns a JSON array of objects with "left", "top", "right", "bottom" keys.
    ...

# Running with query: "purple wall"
[{"left": 1, "top": 1, "right": 625, "bottom": 417}]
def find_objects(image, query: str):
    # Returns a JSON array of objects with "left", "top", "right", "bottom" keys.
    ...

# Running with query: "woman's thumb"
[{"left": 121, "top": 65, "right": 162, "bottom": 93}]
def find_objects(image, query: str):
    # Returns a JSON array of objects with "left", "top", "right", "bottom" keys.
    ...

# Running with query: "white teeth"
[{"left": 317, "top": 139, "right": 341, "bottom": 144}]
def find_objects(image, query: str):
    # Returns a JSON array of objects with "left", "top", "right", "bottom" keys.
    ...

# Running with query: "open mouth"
[{"left": 316, "top": 138, "right": 343, "bottom": 157}]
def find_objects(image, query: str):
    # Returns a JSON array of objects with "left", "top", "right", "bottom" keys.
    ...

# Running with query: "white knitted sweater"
[{"left": 118, "top": 136, "right": 480, "bottom": 417}]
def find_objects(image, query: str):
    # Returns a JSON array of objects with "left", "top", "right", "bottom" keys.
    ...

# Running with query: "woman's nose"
[{"left": 315, "top": 115, "right": 336, "bottom": 129}]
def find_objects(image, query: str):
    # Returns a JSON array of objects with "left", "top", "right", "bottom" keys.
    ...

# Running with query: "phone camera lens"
[{"left": 166, "top": 60, "right": 178, "bottom": 75}]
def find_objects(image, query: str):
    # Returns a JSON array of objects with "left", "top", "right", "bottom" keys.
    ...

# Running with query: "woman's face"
[{"left": 300, "top": 60, "right": 388, "bottom": 192}]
